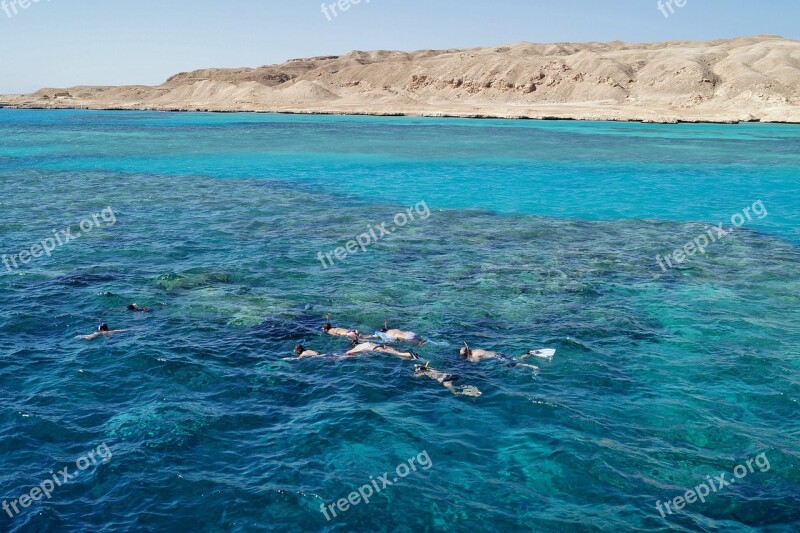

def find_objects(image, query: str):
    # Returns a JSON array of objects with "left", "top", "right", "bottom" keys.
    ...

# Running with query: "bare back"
[{"left": 467, "top": 349, "right": 498, "bottom": 362}]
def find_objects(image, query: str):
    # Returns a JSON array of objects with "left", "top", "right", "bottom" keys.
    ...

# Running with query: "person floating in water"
[
  {"left": 373, "top": 321, "right": 426, "bottom": 346},
  {"left": 127, "top": 303, "right": 151, "bottom": 313},
  {"left": 77, "top": 321, "right": 128, "bottom": 341},
  {"left": 293, "top": 344, "right": 321, "bottom": 358},
  {"left": 345, "top": 341, "right": 419, "bottom": 360},
  {"left": 458, "top": 343, "right": 500, "bottom": 363},
  {"left": 321, "top": 315, "right": 361, "bottom": 339},
  {"left": 459, "top": 343, "right": 554, "bottom": 371},
  {"left": 414, "top": 361, "right": 482, "bottom": 397}
]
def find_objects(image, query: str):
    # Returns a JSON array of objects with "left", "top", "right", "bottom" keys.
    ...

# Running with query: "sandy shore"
[{"left": 3, "top": 35, "right": 799, "bottom": 124}]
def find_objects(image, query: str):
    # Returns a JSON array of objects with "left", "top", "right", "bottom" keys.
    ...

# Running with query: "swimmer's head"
[
  {"left": 380, "top": 320, "right": 389, "bottom": 333},
  {"left": 98, "top": 322, "right": 109, "bottom": 332},
  {"left": 294, "top": 344, "right": 304, "bottom": 355},
  {"left": 127, "top": 304, "right": 137, "bottom": 311},
  {"left": 460, "top": 343, "right": 471, "bottom": 358},
  {"left": 322, "top": 323, "right": 332, "bottom": 332}
]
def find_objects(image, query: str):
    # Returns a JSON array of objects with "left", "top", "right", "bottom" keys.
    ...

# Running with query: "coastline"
[
  {"left": 4, "top": 36, "right": 799, "bottom": 125},
  {"left": 2, "top": 101, "right": 798, "bottom": 125}
]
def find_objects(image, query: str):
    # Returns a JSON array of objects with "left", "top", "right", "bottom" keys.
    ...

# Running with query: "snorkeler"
[
  {"left": 373, "top": 321, "right": 426, "bottom": 346},
  {"left": 459, "top": 343, "right": 555, "bottom": 371},
  {"left": 345, "top": 341, "right": 419, "bottom": 360},
  {"left": 458, "top": 343, "right": 500, "bottom": 363},
  {"left": 293, "top": 344, "right": 321, "bottom": 358},
  {"left": 127, "top": 303, "right": 152, "bottom": 313},
  {"left": 321, "top": 314, "right": 361, "bottom": 339},
  {"left": 77, "top": 321, "right": 129, "bottom": 341},
  {"left": 414, "top": 361, "right": 482, "bottom": 397}
]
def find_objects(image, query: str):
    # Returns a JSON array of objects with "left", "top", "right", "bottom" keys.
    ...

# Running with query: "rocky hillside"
[{"left": 4, "top": 35, "right": 799, "bottom": 123}]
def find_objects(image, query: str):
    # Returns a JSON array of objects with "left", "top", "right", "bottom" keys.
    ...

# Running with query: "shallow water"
[{"left": 1, "top": 110, "right": 799, "bottom": 532}]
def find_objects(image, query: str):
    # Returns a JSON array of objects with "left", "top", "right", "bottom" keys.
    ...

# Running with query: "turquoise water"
[{"left": 1, "top": 109, "right": 799, "bottom": 532}]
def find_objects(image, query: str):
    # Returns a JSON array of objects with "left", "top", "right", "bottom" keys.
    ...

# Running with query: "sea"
[{"left": 1, "top": 109, "right": 799, "bottom": 532}]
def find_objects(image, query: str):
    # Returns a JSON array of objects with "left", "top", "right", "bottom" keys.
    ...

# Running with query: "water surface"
[{"left": 1, "top": 110, "right": 799, "bottom": 532}]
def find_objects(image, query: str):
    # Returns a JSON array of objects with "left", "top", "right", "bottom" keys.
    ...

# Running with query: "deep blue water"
[{"left": 1, "top": 109, "right": 799, "bottom": 532}]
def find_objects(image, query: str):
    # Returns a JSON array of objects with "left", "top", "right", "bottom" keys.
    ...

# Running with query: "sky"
[{"left": 1, "top": 0, "right": 798, "bottom": 94}]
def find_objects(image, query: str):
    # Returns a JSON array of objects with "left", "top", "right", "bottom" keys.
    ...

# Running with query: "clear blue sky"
[{"left": 1, "top": 0, "right": 798, "bottom": 93}]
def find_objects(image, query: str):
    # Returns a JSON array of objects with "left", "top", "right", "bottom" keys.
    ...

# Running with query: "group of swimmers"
[
  {"left": 291, "top": 316, "right": 556, "bottom": 397},
  {"left": 78, "top": 309, "right": 554, "bottom": 397}
]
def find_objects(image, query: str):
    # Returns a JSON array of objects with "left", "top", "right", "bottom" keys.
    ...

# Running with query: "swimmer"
[
  {"left": 127, "top": 303, "right": 152, "bottom": 313},
  {"left": 459, "top": 343, "right": 500, "bottom": 363},
  {"left": 77, "top": 321, "right": 128, "bottom": 341},
  {"left": 345, "top": 341, "right": 419, "bottom": 360},
  {"left": 321, "top": 314, "right": 361, "bottom": 339},
  {"left": 414, "top": 361, "right": 482, "bottom": 397},
  {"left": 375, "top": 321, "right": 426, "bottom": 346},
  {"left": 459, "top": 343, "right": 555, "bottom": 372},
  {"left": 293, "top": 344, "right": 321, "bottom": 358}
]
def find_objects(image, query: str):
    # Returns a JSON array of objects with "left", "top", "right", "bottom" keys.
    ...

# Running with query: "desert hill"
[{"left": 3, "top": 35, "right": 799, "bottom": 123}]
